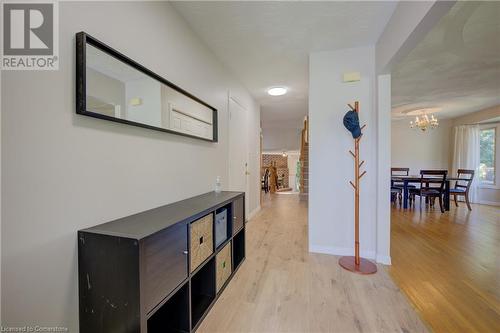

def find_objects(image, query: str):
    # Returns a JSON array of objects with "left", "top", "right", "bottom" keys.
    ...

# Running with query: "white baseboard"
[
  {"left": 309, "top": 245, "right": 392, "bottom": 265},
  {"left": 247, "top": 205, "right": 261, "bottom": 221},
  {"left": 309, "top": 245, "right": 376, "bottom": 259},
  {"left": 477, "top": 200, "right": 500, "bottom": 207},
  {"left": 376, "top": 254, "right": 392, "bottom": 265}
]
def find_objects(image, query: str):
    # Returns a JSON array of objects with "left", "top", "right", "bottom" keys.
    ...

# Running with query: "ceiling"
[
  {"left": 392, "top": 1, "right": 500, "bottom": 120},
  {"left": 172, "top": 1, "right": 397, "bottom": 130}
]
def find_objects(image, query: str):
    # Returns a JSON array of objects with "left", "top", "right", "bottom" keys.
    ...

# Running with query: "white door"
[
  {"left": 288, "top": 152, "right": 300, "bottom": 191},
  {"left": 228, "top": 96, "right": 249, "bottom": 217}
]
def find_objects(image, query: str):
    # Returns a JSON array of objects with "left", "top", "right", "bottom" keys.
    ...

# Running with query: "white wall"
[
  {"left": 391, "top": 118, "right": 452, "bottom": 174},
  {"left": 262, "top": 126, "right": 301, "bottom": 151},
  {"left": 477, "top": 186, "right": 500, "bottom": 206},
  {"left": 0, "top": 62, "right": 2, "bottom": 324},
  {"left": 309, "top": 46, "right": 378, "bottom": 259},
  {"left": 368, "top": 0, "right": 454, "bottom": 265},
  {"left": 1, "top": 2, "right": 259, "bottom": 329},
  {"left": 376, "top": 74, "right": 392, "bottom": 264},
  {"left": 247, "top": 100, "right": 261, "bottom": 217}
]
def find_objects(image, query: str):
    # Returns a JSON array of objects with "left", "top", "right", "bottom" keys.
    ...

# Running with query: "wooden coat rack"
[{"left": 339, "top": 101, "right": 377, "bottom": 275}]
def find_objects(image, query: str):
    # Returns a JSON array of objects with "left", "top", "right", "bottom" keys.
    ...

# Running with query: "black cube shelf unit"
[{"left": 78, "top": 191, "right": 246, "bottom": 333}]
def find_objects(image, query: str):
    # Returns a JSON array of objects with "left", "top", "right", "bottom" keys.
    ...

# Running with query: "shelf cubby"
[
  {"left": 215, "top": 204, "right": 232, "bottom": 250},
  {"left": 191, "top": 257, "right": 216, "bottom": 328},
  {"left": 233, "top": 228, "right": 245, "bottom": 270},
  {"left": 78, "top": 191, "right": 245, "bottom": 333},
  {"left": 147, "top": 282, "right": 190, "bottom": 333}
]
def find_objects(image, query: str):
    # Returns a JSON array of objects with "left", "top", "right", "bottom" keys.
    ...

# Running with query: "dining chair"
[
  {"left": 391, "top": 188, "right": 401, "bottom": 205},
  {"left": 450, "top": 169, "right": 475, "bottom": 211},
  {"left": 409, "top": 170, "right": 448, "bottom": 213},
  {"left": 391, "top": 167, "right": 415, "bottom": 206}
]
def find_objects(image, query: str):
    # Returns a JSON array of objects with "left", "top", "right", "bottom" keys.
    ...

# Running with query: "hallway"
[{"left": 198, "top": 194, "right": 427, "bottom": 332}]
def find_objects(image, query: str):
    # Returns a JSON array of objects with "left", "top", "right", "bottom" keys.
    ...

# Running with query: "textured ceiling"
[
  {"left": 172, "top": 1, "right": 397, "bottom": 128},
  {"left": 392, "top": 1, "right": 500, "bottom": 120}
]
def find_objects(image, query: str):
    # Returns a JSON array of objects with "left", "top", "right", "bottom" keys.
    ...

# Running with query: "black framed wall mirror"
[{"left": 76, "top": 32, "right": 218, "bottom": 142}]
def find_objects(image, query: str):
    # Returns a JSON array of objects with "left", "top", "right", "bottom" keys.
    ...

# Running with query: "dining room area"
[
  {"left": 387, "top": 3, "right": 499, "bottom": 329},
  {"left": 387, "top": 108, "right": 499, "bottom": 333},
  {"left": 390, "top": 167, "right": 475, "bottom": 213}
]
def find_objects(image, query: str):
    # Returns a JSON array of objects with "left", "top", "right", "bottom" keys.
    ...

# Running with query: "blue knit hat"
[{"left": 343, "top": 110, "right": 361, "bottom": 139}]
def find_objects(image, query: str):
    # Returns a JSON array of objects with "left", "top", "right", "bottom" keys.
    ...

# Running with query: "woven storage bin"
[
  {"left": 190, "top": 214, "right": 214, "bottom": 272},
  {"left": 216, "top": 241, "right": 232, "bottom": 292}
]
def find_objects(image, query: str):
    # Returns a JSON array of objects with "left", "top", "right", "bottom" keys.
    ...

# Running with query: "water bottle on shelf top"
[{"left": 215, "top": 176, "right": 222, "bottom": 194}]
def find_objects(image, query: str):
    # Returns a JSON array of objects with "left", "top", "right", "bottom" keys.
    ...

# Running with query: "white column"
[
  {"left": 309, "top": 47, "right": 378, "bottom": 259},
  {"left": 376, "top": 74, "right": 392, "bottom": 264}
]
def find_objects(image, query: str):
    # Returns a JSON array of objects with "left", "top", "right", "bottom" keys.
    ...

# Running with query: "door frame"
[{"left": 227, "top": 93, "right": 250, "bottom": 217}]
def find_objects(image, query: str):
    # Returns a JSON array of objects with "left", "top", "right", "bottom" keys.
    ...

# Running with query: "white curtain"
[{"left": 452, "top": 125, "right": 480, "bottom": 203}]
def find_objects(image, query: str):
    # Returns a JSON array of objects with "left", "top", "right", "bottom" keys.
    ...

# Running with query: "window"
[{"left": 479, "top": 128, "right": 495, "bottom": 184}]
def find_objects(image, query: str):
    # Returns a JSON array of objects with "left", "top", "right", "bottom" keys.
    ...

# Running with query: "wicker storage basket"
[
  {"left": 216, "top": 241, "right": 232, "bottom": 292},
  {"left": 190, "top": 214, "right": 214, "bottom": 272}
]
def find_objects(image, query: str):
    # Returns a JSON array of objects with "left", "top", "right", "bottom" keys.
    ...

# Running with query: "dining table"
[{"left": 391, "top": 176, "right": 466, "bottom": 211}]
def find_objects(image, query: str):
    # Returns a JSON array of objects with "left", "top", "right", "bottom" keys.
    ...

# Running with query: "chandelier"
[{"left": 410, "top": 113, "right": 439, "bottom": 131}]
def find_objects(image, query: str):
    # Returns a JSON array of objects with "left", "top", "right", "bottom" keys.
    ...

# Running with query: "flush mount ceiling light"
[{"left": 267, "top": 87, "right": 287, "bottom": 96}]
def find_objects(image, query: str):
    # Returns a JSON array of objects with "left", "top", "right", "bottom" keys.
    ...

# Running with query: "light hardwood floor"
[
  {"left": 198, "top": 193, "right": 428, "bottom": 332},
  {"left": 390, "top": 202, "right": 500, "bottom": 333}
]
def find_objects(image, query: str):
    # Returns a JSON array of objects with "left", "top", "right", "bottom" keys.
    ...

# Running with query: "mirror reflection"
[{"left": 85, "top": 43, "right": 215, "bottom": 141}]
